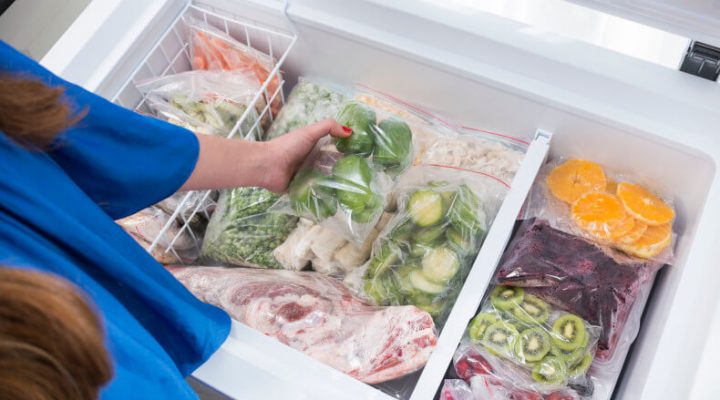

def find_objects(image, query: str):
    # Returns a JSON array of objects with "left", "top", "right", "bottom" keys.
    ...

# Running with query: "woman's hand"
[
  {"left": 180, "top": 119, "right": 351, "bottom": 193},
  {"left": 262, "top": 119, "right": 351, "bottom": 192}
]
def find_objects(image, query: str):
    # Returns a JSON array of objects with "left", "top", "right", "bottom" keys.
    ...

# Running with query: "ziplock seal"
[
  {"left": 423, "top": 163, "right": 511, "bottom": 189},
  {"left": 356, "top": 83, "right": 530, "bottom": 146}
]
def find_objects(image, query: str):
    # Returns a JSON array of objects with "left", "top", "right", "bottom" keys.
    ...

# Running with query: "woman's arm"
[{"left": 180, "top": 119, "right": 351, "bottom": 193}]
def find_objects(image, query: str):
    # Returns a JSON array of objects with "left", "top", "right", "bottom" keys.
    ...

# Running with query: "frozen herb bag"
[
  {"left": 529, "top": 159, "right": 676, "bottom": 263},
  {"left": 457, "top": 285, "right": 601, "bottom": 397},
  {"left": 185, "top": 16, "right": 282, "bottom": 119},
  {"left": 493, "top": 219, "right": 663, "bottom": 361},
  {"left": 265, "top": 77, "right": 349, "bottom": 140},
  {"left": 136, "top": 70, "right": 262, "bottom": 139},
  {"left": 169, "top": 266, "right": 438, "bottom": 389},
  {"left": 361, "top": 166, "right": 507, "bottom": 326},
  {"left": 200, "top": 187, "right": 298, "bottom": 269}
]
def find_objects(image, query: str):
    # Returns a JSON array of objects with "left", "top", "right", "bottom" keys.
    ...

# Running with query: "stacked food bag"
[{"left": 449, "top": 158, "right": 675, "bottom": 399}]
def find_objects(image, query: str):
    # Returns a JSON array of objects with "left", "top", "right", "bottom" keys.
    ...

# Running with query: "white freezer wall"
[{"left": 43, "top": 0, "right": 720, "bottom": 398}]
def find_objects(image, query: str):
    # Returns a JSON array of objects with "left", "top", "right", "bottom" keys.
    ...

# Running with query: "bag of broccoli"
[
  {"left": 360, "top": 166, "right": 507, "bottom": 326},
  {"left": 200, "top": 187, "right": 298, "bottom": 269},
  {"left": 136, "top": 70, "right": 262, "bottom": 139}
]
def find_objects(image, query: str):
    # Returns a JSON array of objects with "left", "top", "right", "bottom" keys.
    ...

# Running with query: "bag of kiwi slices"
[{"left": 457, "top": 285, "right": 602, "bottom": 398}]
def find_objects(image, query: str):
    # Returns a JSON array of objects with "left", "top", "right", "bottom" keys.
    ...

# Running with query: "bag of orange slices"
[
  {"left": 185, "top": 17, "right": 282, "bottom": 122},
  {"left": 527, "top": 158, "right": 676, "bottom": 263}
]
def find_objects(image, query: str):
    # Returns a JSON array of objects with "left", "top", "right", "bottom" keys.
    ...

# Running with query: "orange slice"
[
  {"left": 547, "top": 159, "right": 607, "bottom": 203},
  {"left": 606, "top": 180, "right": 618, "bottom": 194},
  {"left": 571, "top": 192, "right": 629, "bottom": 240},
  {"left": 619, "top": 223, "right": 672, "bottom": 259},
  {"left": 617, "top": 182, "right": 674, "bottom": 226},
  {"left": 617, "top": 219, "right": 648, "bottom": 244}
]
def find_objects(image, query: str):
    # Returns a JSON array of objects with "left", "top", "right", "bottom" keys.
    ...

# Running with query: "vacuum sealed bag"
[
  {"left": 186, "top": 16, "right": 282, "bottom": 118},
  {"left": 169, "top": 266, "right": 438, "bottom": 391},
  {"left": 493, "top": 219, "right": 662, "bottom": 361},
  {"left": 360, "top": 166, "right": 507, "bottom": 325},
  {"left": 458, "top": 285, "right": 601, "bottom": 396},
  {"left": 136, "top": 70, "right": 262, "bottom": 139},
  {"left": 200, "top": 187, "right": 298, "bottom": 269}
]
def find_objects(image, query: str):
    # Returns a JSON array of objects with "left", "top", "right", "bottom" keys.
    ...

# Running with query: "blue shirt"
[{"left": 0, "top": 41, "right": 230, "bottom": 399}]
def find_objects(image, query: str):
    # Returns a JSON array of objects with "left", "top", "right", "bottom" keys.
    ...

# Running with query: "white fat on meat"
[{"left": 169, "top": 266, "right": 437, "bottom": 384}]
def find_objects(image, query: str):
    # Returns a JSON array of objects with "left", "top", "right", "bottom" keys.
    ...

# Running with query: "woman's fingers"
[{"left": 302, "top": 118, "right": 352, "bottom": 141}]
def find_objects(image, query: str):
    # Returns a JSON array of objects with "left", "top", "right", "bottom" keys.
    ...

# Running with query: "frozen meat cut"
[{"left": 168, "top": 266, "right": 438, "bottom": 384}]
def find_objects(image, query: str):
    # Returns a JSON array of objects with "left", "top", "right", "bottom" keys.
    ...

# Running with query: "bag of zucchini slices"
[
  {"left": 275, "top": 99, "right": 417, "bottom": 244},
  {"left": 453, "top": 285, "right": 601, "bottom": 398},
  {"left": 360, "top": 166, "right": 507, "bottom": 326}
]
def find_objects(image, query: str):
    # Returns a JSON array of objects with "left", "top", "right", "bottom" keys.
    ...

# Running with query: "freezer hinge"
[{"left": 679, "top": 41, "right": 720, "bottom": 81}]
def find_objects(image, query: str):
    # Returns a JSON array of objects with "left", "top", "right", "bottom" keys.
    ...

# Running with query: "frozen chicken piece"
[
  {"left": 273, "top": 219, "right": 315, "bottom": 271},
  {"left": 309, "top": 227, "right": 347, "bottom": 262}
]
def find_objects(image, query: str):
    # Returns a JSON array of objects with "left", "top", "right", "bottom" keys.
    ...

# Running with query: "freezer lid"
[{"left": 562, "top": 0, "right": 720, "bottom": 47}]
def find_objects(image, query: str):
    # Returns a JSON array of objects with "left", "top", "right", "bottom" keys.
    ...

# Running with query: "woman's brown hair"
[
  {"left": 0, "top": 268, "right": 113, "bottom": 400},
  {"left": 0, "top": 76, "right": 84, "bottom": 148}
]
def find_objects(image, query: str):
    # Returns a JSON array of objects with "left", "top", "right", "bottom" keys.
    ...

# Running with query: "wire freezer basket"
[{"left": 113, "top": 3, "right": 296, "bottom": 263}]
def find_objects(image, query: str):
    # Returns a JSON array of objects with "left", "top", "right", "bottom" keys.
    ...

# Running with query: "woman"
[
  {"left": 0, "top": 268, "right": 112, "bottom": 399},
  {"left": 0, "top": 40, "right": 351, "bottom": 398}
]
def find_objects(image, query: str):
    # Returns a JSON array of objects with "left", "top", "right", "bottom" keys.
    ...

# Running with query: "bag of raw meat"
[
  {"left": 185, "top": 16, "right": 282, "bottom": 119},
  {"left": 168, "top": 266, "right": 438, "bottom": 393},
  {"left": 200, "top": 187, "right": 298, "bottom": 269},
  {"left": 451, "top": 284, "right": 601, "bottom": 398},
  {"left": 529, "top": 158, "right": 676, "bottom": 263},
  {"left": 493, "top": 219, "right": 663, "bottom": 362},
  {"left": 117, "top": 206, "right": 198, "bottom": 264},
  {"left": 136, "top": 70, "right": 262, "bottom": 139},
  {"left": 360, "top": 166, "right": 507, "bottom": 325}
]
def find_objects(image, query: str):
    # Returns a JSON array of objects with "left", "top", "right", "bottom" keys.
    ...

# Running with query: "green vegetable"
[
  {"left": 410, "top": 242, "right": 433, "bottom": 258},
  {"left": 332, "top": 155, "right": 376, "bottom": 211},
  {"left": 364, "top": 273, "right": 400, "bottom": 305},
  {"left": 169, "top": 94, "right": 255, "bottom": 138},
  {"left": 373, "top": 118, "right": 412, "bottom": 170},
  {"left": 367, "top": 242, "right": 402, "bottom": 278},
  {"left": 447, "top": 226, "right": 478, "bottom": 255},
  {"left": 408, "top": 190, "right": 446, "bottom": 227},
  {"left": 201, "top": 187, "right": 298, "bottom": 268},
  {"left": 332, "top": 155, "right": 373, "bottom": 186},
  {"left": 389, "top": 217, "right": 415, "bottom": 243},
  {"left": 288, "top": 170, "right": 336, "bottom": 221},
  {"left": 449, "top": 184, "right": 485, "bottom": 234},
  {"left": 349, "top": 194, "right": 382, "bottom": 223},
  {"left": 421, "top": 247, "right": 460, "bottom": 283},
  {"left": 413, "top": 225, "right": 446, "bottom": 246},
  {"left": 335, "top": 103, "right": 376, "bottom": 156},
  {"left": 409, "top": 270, "right": 446, "bottom": 294}
]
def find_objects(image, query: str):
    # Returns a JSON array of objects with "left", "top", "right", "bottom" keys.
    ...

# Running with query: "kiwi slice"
[
  {"left": 550, "top": 346, "right": 586, "bottom": 366},
  {"left": 531, "top": 356, "right": 568, "bottom": 385},
  {"left": 512, "top": 294, "right": 550, "bottom": 325},
  {"left": 551, "top": 314, "right": 588, "bottom": 351},
  {"left": 482, "top": 321, "right": 519, "bottom": 357},
  {"left": 469, "top": 312, "right": 500, "bottom": 341},
  {"left": 513, "top": 327, "right": 551, "bottom": 363},
  {"left": 490, "top": 286, "right": 524, "bottom": 312},
  {"left": 568, "top": 352, "right": 593, "bottom": 377}
]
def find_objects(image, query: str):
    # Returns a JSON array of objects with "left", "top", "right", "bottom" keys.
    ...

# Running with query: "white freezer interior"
[{"left": 44, "top": 0, "right": 720, "bottom": 399}]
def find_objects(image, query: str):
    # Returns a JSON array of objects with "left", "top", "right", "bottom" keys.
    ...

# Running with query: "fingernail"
[{"left": 342, "top": 125, "right": 352, "bottom": 134}]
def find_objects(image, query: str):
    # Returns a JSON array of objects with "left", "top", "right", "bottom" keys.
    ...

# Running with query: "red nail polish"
[{"left": 342, "top": 125, "right": 352, "bottom": 134}]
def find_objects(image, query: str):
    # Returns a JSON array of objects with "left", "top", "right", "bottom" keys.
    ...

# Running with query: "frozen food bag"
[
  {"left": 168, "top": 266, "right": 438, "bottom": 388},
  {"left": 117, "top": 206, "right": 198, "bottom": 264},
  {"left": 185, "top": 16, "right": 282, "bottom": 118},
  {"left": 530, "top": 159, "right": 676, "bottom": 262},
  {"left": 274, "top": 99, "right": 419, "bottom": 243},
  {"left": 200, "top": 187, "right": 298, "bottom": 269},
  {"left": 361, "top": 166, "right": 507, "bottom": 325},
  {"left": 136, "top": 70, "right": 262, "bottom": 139},
  {"left": 456, "top": 285, "right": 601, "bottom": 397},
  {"left": 265, "top": 77, "right": 348, "bottom": 140},
  {"left": 355, "top": 84, "right": 527, "bottom": 184},
  {"left": 493, "top": 219, "right": 663, "bottom": 361}
]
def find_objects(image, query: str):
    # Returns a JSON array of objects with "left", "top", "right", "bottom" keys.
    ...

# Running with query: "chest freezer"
[{"left": 43, "top": 0, "right": 720, "bottom": 399}]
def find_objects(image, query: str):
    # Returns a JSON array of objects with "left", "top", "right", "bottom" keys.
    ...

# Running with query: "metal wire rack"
[{"left": 113, "top": 3, "right": 296, "bottom": 263}]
